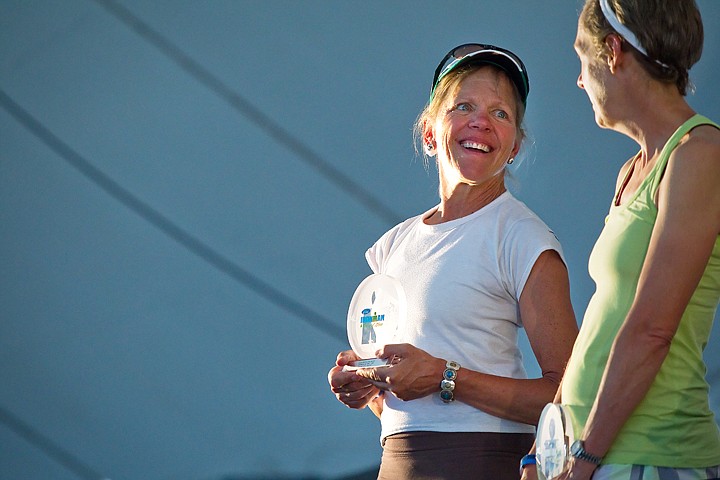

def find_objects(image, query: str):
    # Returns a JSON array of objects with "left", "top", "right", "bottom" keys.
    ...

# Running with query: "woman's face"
[
  {"left": 574, "top": 21, "right": 613, "bottom": 127},
  {"left": 427, "top": 67, "right": 520, "bottom": 191}
]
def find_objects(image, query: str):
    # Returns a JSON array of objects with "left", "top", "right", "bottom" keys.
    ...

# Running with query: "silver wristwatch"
[{"left": 570, "top": 440, "right": 603, "bottom": 465}]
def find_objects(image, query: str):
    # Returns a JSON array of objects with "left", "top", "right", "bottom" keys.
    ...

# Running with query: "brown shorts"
[{"left": 377, "top": 431, "right": 534, "bottom": 480}]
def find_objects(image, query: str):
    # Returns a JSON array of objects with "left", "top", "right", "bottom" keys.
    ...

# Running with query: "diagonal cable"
[
  {"left": 0, "top": 88, "right": 345, "bottom": 343},
  {"left": 90, "top": 0, "right": 403, "bottom": 226},
  {"left": 0, "top": 405, "right": 109, "bottom": 480}
]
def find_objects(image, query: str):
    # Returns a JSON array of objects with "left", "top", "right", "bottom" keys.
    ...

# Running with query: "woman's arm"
[
  {"left": 356, "top": 249, "right": 578, "bottom": 426},
  {"left": 455, "top": 249, "right": 577, "bottom": 425},
  {"left": 564, "top": 130, "right": 720, "bottom": 476}
]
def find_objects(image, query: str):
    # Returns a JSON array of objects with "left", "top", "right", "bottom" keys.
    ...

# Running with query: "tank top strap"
[{"left": 648, "top": 114, "right": 720, "bottom": 196}]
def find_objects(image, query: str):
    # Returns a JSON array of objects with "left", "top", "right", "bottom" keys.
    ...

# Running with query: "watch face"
[
  {"left": 570, "top": 440, "right": 581, "bottom": 455},
  {"left": 569, "top": 440, "right": 601, "bottom": 464}
]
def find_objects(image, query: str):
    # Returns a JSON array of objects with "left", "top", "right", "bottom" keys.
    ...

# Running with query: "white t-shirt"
[{"left": 365, "top": 191, "right": 564, "bottom": 440}]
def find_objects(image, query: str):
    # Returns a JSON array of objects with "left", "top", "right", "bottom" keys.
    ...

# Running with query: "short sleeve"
[
  {"left": 365, "top": 215, "right": 420, "bottom": 274},
  {"left": 501, "top": 217, "right": 565, "bottom": 300}
]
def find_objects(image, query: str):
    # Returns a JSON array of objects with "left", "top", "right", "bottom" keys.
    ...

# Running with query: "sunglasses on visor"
[{"left": 430, "top": 43, "right": 529, "bottom": 104}]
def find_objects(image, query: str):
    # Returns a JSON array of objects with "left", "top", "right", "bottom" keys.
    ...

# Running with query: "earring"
[
  {"left": 425, "top": 143, "right": 435, "bottom": 154},
  {"left": 507, "top": 157, "right": 514, "bottom": 165}
]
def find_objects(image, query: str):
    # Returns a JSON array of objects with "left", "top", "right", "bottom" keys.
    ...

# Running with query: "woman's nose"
[
  {"left": 468, "top": 111, "right": 491, "bottom": 130},
  {"left": 577, "top": 72, "right": 585, "bottom": 89}
]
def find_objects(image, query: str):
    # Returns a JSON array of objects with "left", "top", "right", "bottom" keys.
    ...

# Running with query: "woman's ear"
[
  {"left": 604, "top": 33, "right": 624, "bottom": 73},
  {"left": 510, "top": 141, "right": 521, "bottom": 161},
  {"left": 423, "top": 127, "right": 436, "bottom": 156}
]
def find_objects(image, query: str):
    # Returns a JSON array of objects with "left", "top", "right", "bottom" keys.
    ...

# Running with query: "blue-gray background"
[{"left": 1, "top": 1, "right": 719, "bottom": 479}]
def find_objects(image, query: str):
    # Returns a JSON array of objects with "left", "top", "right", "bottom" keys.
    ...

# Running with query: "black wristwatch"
[{"left": 570, "top": 440, "right": 603, "bottom": 465}]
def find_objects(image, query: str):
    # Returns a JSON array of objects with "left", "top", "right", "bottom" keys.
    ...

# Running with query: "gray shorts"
[{"left": 592, "top": 464, "right": 720, "bottom": 480}]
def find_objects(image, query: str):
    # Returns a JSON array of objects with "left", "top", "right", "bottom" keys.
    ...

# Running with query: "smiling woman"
[
  {"left": 422, "top": 67, "right": 522, "bottom": 224},
  {"left": 328, "top": 43, "right": 579, "bottom": 479}
]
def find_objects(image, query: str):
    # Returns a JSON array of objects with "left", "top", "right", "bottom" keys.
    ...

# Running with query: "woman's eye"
[
  {"left": 495, "top": 110, "right": 509, "bottom": 119},
  {"left": 455, "top": 103, "right": 471, "bottom": 112}
]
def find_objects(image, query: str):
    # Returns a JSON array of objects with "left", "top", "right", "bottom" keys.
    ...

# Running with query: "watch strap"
[{"left": 570, "top": 440, "right": 603, "bottom": 465}]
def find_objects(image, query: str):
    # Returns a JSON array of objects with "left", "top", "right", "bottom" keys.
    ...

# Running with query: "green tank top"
[{"left": 562, "top": 114, "right": 720, "bottom": 467}]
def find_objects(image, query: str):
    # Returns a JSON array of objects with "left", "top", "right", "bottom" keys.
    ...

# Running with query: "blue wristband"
[{"left": 519, "top": 454, "right": 536, "bottom": 475}]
